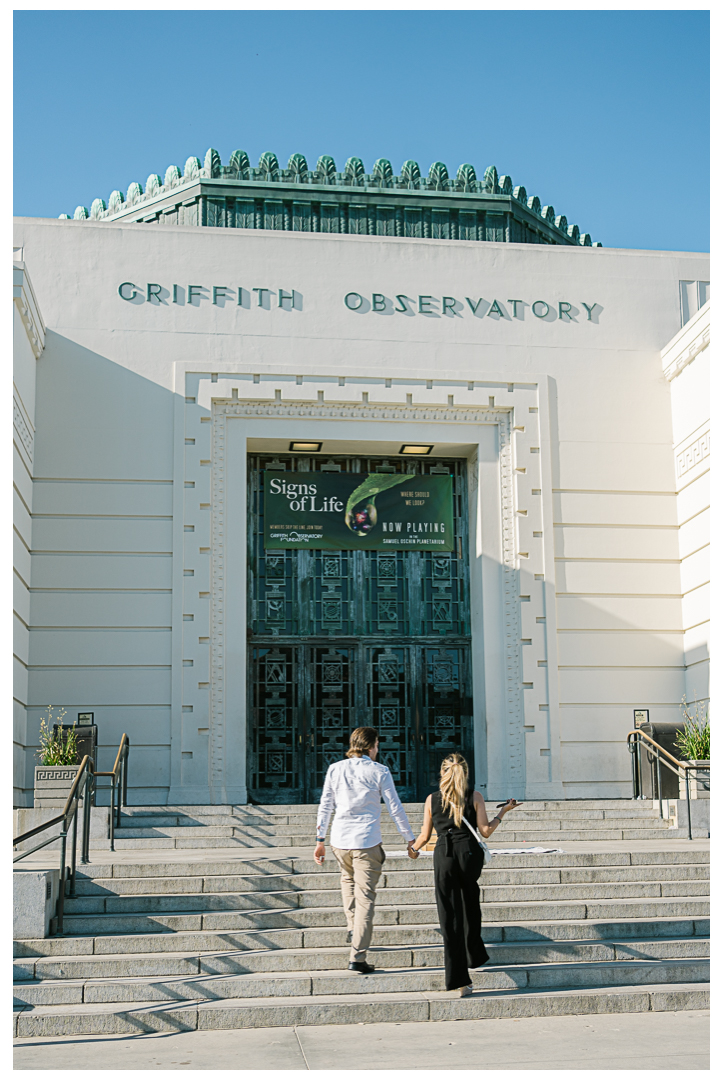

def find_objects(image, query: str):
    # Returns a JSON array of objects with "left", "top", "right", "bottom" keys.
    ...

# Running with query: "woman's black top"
[{"left": 430, "top": 791, "right": 478, "bottom": 841}]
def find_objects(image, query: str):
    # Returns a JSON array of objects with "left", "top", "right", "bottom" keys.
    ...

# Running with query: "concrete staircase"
[
  {"left": 14, "top": 842, "right": 709, "bottom": 1036},
  {"left": 101, "top": 800, "right": 679, "bottom": 850}
]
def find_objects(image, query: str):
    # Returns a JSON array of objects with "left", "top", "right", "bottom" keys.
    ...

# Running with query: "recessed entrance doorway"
[{"left": 247, "top": 453, "right": 474, "bottom": 803}]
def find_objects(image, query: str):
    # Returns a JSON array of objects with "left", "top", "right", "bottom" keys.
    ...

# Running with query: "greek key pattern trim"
[
  {"left": 13, "top": 396, "right": 34, "bottom": 462},
  {"left": 677, "top": 431, "right": 710, "bottom": 477}
]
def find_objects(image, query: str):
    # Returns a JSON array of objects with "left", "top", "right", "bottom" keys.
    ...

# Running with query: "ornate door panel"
[
  {"left": 247, "top": 454, "right": 475, "bottom": 803},
  {"left": 367, "top": 645, "right": 416, "bottom": 800},
  {"left": 249, "top": 646, "right": 304, "bottom": 802},
  {"left": 306, "top": 645, "right": 357, "bottom": 802},
  {"left": 418, "top": 646, "right": 473, "bottom": 798}
]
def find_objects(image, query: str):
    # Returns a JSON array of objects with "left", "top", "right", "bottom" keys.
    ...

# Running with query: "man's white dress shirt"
[{"left": 317, "top": 755, "right": 415, "bottom": 849}]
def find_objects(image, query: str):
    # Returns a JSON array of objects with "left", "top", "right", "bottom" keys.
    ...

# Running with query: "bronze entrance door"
[{"left": 247, "top": 454, "right": 474, "bottom": 803}]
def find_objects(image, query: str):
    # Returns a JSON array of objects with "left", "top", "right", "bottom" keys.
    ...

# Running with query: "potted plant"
[
  {"left": 34, "top": 707, "right": 82, "bottom": 808},
  {"left": 675, "top": 697, "right": 710, "bottom": 799}
]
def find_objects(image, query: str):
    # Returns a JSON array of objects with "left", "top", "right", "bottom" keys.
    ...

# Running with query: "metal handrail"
[
  {"left": 93, "top": 734, "right": 129, "bottom": 850},
  {"left": 13, "top": 733, "right": 131, "bottom": 935},
  {"left": 13, "top": 755, "right": 95, "bottom": 935},
  {"left": 627, "top": 729, "right": 710, "bottom": 840}
]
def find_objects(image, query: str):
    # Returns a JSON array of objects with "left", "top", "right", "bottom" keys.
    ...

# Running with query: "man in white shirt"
[{"left": 314, "top": 726, "right": 416, "bottom": 973}]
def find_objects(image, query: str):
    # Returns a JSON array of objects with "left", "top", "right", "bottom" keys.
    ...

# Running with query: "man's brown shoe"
[{"left": 348, "top": 961, "right": 375, "bottom": 974}]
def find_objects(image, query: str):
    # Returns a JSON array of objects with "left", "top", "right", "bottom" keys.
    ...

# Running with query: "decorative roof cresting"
[{"left": 61, "top": 146, "right": 599, "bottom": 246}]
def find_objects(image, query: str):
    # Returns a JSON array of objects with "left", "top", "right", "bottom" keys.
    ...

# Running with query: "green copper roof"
[{"left": 59, "top": 146, "right": 599, "bottom": 247}]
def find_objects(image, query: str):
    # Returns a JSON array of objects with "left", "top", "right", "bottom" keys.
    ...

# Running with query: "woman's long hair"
[{"left": 439, "top": 753, "right": 469, "bottom": 828}]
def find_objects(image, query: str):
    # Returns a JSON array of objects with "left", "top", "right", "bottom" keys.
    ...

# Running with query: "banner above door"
[{"left": 263, "top": 471, "right": 454, "bottom": 551}]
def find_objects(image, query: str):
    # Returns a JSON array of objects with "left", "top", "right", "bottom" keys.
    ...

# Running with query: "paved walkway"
[{"left": 14, "top": 1009, "right": 710, "bottom": 1070}]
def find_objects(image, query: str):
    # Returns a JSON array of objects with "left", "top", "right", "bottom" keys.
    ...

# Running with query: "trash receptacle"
[{"left": 637, "top": 721, "right": 683, "bottom": 799}]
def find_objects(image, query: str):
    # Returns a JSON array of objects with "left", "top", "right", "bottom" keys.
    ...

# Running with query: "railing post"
[
  {"left": 69, "top": 800, "right": 79, "bottom": 897},
  {"left": 685, "top": 767, "right": 693, "bottom": 840},
  {"left": 634, "top": 738, "right": 640, "bottom": 799},
  {"left": 655, "top": 750, "right": 663, "bottom": 817},
  {"left": 56, "top": 829, "right": 68, "bottom": 936},
  {"left": 629, "top": 736, "right": 638, "bottom": 798},
  {"left": 122, "top": 741, "right": 129, "bottom": 810},
  {"left": 116, "top": 757, "right": 122, "bottom": 830},
  {"left": 109, "top": 774, "right": 116, "bottom": 852},
  {"left": 81, "top": 769, "right": 89, "bottom": 864}
]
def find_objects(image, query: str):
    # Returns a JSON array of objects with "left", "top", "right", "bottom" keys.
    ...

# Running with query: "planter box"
[
  {"left": 682, "top": 760, "right": 710, "bottom": 799},
  {"left": 15, "top": 765, "right": 108, "bottom": 854},
  {"left": 34, "top": 764, "right": 82, "bottom": 809}
]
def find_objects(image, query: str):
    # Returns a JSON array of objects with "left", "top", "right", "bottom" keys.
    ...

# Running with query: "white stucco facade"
[
  {"left": 13, "top": 251, "right": 45, "bottom": 807},
  {"left": 662, "top": 302, "right": 711, "bottom": 711},
  {"left": 12, "top": 217, "right": 710, "bottom": 806}
]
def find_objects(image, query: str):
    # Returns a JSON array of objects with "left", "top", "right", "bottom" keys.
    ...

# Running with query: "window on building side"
[{"left": 680, "top": 279, "right": 710, "bottom": 326}]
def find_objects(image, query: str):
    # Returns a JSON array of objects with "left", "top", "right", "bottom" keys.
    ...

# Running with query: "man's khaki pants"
[{"left": 331, "top": 844, "right": 385, "bottom": 963}]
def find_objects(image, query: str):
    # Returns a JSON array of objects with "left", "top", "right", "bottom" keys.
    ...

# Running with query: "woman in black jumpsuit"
[{"left": 409, "top": 754, "right": 520, "bottom": 994}]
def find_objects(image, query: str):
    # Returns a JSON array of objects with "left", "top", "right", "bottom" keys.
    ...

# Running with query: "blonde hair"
[
  {"left": 346, "top": 727, "right": 379, "bottom": 758},
  {"left": 439, "top": 754, "right": 469, "bottom": 828}
]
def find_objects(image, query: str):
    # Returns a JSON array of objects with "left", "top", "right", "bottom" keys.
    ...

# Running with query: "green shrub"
[
  {"left": 36, "top": 707, "right": 80, "bottom": 766},
  {"left": 674, "top": 697, "right": 710, "bottom": 761}
]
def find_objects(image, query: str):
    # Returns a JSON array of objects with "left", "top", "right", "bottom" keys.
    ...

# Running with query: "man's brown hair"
[{"left": 346, "top": 727, "right": 379, "bottom": 758}]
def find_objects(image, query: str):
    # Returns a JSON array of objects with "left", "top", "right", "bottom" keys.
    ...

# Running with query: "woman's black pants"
[{"left": 433, "top": 834, "right": 489, "bottom": 990}]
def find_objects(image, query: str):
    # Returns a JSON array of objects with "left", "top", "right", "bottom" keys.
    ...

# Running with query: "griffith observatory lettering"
[
  {"left": 344, "top": 293, "right": 600, "bottom": 321},
  {"left": 117, "top": 282, "right": 600, "bottom": 322}
]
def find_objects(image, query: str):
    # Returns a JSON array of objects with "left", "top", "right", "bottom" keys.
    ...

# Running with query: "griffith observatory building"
[{"left": 13, "top": 147, "right": 710, "bottom": 808}]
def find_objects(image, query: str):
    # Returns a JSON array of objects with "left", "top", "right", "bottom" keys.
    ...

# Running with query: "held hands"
[
  {"left": 407, "top": 840, "right": 420, "bottom": 860},
  {"left": 314, "top": 842, "right": 325, "bottom": 865}
]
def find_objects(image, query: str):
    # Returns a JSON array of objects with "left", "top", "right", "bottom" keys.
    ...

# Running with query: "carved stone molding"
[
  {"left": 13, "top": 395, "right": 34, "bottom": 463},
  {"left": 208, "top": 397, "right": 527, "bottom": 795},
  {"left": 13, "top": 265, "right": 45, "bottom": 360},
  {"left": 497, "top": 414, "right": 524, "bottom": 788},
  {"left": 216, "top": 399, "right": 512, "bottom": 425},
  {"left": 663, "top": 321, "right": 710, "bottom": 382},
  {"left": 677, "top": 431, "right": 710, "bottom": 478},
  {"left": 209, "top": 409, "right": 227, "bottom": 798}
]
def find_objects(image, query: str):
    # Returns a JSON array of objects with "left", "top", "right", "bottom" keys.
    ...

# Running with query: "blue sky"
[{"left": 14, "top": 9, "right": 708, "bottom": 251}]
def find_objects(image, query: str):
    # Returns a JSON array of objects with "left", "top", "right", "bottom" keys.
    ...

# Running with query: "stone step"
[
  {"left": 111, "top": 823, "right": 672, "bottom": 840},
  {"left": 14, "top": 936, "right": 710, "bottom": 986},
  {"left": 118, "top": 816, "right": 281, "bottom": 828},
  {"left": 51, "top": 894, "right": 711, "bottom": 938},
  {"left": 120, "top": 800, "right": 667, "bottom": 812},
  {"left": 116, "top": 812, "right": 669, "bottom": 827},
  {"left": 65, "top": 868, "right": 711, "bottom": 904},
  {"left": 13, "top": 954, "right": 710, "bottom": 1011},
  {"left": 115, "top": 809, "right": 666, "bottom": 828},
  {"left": 116, "top": 827, "right": 244, "bottom": 839},
  {"left": 15, "top": 915, "right": 709, "bottom": 959},
  {"left": 62, "top": 876, "right": 710, "bottom": 917},
  {"left": 68, "top": 863, "right": 709, "bottom": 900},
  {"left": 105, "top": 828, "right": 679, "bottom": 850},
  {"left": 13, "top": 978, "right": 710, "bottom": 1037},
  {"left": 121, "top": 802, "right": 666, "bottom": 814},
  {"left": 66, "top": 849, "right": 711, "bottom": 883}
]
